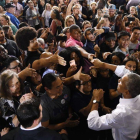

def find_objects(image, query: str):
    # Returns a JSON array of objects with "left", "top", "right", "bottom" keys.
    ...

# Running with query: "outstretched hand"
[
  {"left": 90, "top": 58, "right": 104, "bottom": 69},
  {"left": 51, "top": 50, "right": 67, "bottom": 66}
]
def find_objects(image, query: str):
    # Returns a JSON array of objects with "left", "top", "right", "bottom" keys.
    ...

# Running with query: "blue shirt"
[{"left": 5, "top": 12, "right": 20, "bottom": 29}]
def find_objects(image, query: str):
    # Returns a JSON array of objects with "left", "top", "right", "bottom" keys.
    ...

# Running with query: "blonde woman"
[
  {"left": 0, "top": 14, "right": 18, "bottom": 35},
  {"left": 64, "top": 15, "right": 75, "bottom": 27},
  {"left": 42, "top": 3, "right": 52, "bottom": 27},
  {"left": 129, "top": 6, "right": 138, "bottom": 16}
]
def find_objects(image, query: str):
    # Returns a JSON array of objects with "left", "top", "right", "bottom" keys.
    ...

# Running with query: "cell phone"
[
  {"left": 46, "top": 32, "right": 54, "bottom": 43},
  {"left": 70, "top": 112, "right": 79, "bottom": 120},
  {"left": 56, "top": 35, "right": 67, "bottom": 42},
  {"left": 69, "top": 59, "right": 76, "bottom": 66},
  {"left": 127, "top": 17, "right": 135, "bottom": 21},
  {"left": 25, "top": 84, "right": 31, "bottom": 93},
  {"left": 118, "top": 11, "right": 122, "bottom": 14}
]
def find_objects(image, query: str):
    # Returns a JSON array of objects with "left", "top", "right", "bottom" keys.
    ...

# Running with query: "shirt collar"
[
  {"left": 119, "top": 95, "right": 140, "bottom": 105},
  {"left": 20, "top": 122, "right": 42, "bottom": 131}
]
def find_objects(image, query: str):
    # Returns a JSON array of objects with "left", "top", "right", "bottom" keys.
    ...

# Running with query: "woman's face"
[
  {"left": 66, "top": 18, "right": 74, "bottom": 27},
  {"left": 97, "top": 10, "right": 103, "bottom": 17},
  {"left": 8, "top": 75, "right": 21, "bottom": 95},
  {"left": 50, "top": 0, "right": 54, "bottom": 5},
  {"left": 111, "top": 55, "right": 121, "bottom": 65},
  {"left": 70, "top": 52, "right": 80, "bottom": 66},
  {"left": 8, "top": 27, "right": 13, "bottom": 36},
  {"left": 125, "top": 61, "right": 137, "bottom": 72},
  {"left": 0, "top": 17, "right": 8, "bottom": 25},
  {"left": 91, "top": 3, "right": 96, "bottom": 9},
  {"left": 130, "top": 7, "right": 136, "bottom": 15},
  {"left": 46, "top": 4, "right": 51, "bottom": 10},
  {"left": 29, "top": 3, "right": 34, "bottom": 9}
]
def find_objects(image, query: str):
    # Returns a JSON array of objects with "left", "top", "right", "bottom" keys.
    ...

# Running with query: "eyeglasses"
[
  {"left": 121, "top": 38, "right": 130, "bottom": 42},
  {"left": 9, "top": 63, "right": 20, "bottom": 70}
]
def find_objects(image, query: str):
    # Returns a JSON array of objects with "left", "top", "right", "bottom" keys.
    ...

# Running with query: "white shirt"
[
  {"left": 114, "top": 65, "right": 131, "bottom": 77},
  {"left": 87, "top": 95, "right": 140, "bottom": 140},
  {"left": 20, "top": 122, "right": 42, "bottom": 131},
  {"left": 42, "top": 10, "right": 51, "bottom": 27}
]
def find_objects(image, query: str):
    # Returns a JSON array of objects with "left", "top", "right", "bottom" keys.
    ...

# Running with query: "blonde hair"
[
  {"left": 1, "top": 14, "right": 11, "bottom": 25},
  {"left": 130, "top": 6, "right": 137, "bottom": 15},
  {"left": 64, "top": 15, "right": 75, "bottom": 27},
  {"left": 90, "top": 2, "right": 97, "bottom": 9},
  {"left": 52, "top": 6, "right": 59, "bottom": 11},
  {"left": 72, "top": 3, "right": 80, "bottom": 10},
  {"left": 45, "top": 3, "right": 52, "bottom": 10}
]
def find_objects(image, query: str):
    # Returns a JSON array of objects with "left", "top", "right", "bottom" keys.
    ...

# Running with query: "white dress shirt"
[
  {"left": 114, "top": 65, "right": 131, "bottom": 77},
  {"left": 21, "top": 122, "right": 42, "bottom": 131},
  {"left": 87, "top": 66, "right": 140, "bottom": 140},
  {"left": 87, "top": 95, "right": 140, "bottom": 140}
]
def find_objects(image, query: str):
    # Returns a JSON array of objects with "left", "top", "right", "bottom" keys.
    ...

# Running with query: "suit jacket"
[{"left": 1, "top": 127, "right": 62, "bottom": 140}]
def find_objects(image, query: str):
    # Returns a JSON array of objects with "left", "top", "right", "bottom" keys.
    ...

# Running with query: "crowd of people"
[{"left": 0, "top": 0, "right": 140, "bottom": 140}]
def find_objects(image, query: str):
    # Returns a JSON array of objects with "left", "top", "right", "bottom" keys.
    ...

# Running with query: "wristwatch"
[{"left": 93, "top": 100, "right": 100, "bottom": 104}]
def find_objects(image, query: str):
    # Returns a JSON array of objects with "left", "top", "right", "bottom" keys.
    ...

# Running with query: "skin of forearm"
[
  {"left": 103, "top": 63, "right": 117, "bottom": 72},
  {"left": 32, "top": 57, "right": 53, "bottom": 70},
  {"left": 80, "top": 96, "right": 94, "bottom": 117},
  {"left": 76, "top": 45, "right": 89, "bottom": 58},
  {"left": 47, "top": 122, "right": 67, "bottom": 130},
  {"left": 109, "top": 90, "right": 120, "bottom": 100},
  {"left": 63, "top": 76, "right": 75, "bottom": 85},
  {"left": 12, "top": 115, "right": 20, "bottom": 127}
]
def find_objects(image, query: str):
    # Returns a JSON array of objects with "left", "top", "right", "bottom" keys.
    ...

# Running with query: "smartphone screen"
[{"left": 69, "top": 59, "right": 76, "bottom": 66}]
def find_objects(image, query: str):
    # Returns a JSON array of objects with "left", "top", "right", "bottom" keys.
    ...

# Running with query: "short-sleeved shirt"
[
  {"left": 10, "top": 24, "right": 18, "bottom": 35},
  {"left": 24, "top": 51, "right": 41, "bottom": 67},
  {"left": 5, "top": 12, "right": 20, "bottom": 29},
  {"left": 71, "top": 90, "right": 92, "bottom": 113},
  {"left": 13, "top": 3, "right": 23, "bottom": 17},
  {"left": 114, "top": 46, "right": 129, "bottom": 56},
  {"left": 41, "top": 86, "right": 71, "bottom": 124},
  {"left": 0, "top": 39, "right": 21, "bottom": 58}
]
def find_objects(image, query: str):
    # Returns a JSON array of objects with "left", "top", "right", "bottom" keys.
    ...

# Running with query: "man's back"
[{"left": 14, "top": 127, "right": 61, "bottom": 140}]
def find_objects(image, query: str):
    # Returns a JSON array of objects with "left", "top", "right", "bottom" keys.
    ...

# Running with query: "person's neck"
[
  {"left": 47, "top": 93, "right": 58, "bottom": 99},
  {"left": 13, "top": 2, "right": 17, "bottom": 5},
  {"left": 119, "top": 46, "right": 127, "bottom": 52},
  {"left": 22, "top": 123, "right": 39, "bottom": 130},
  {"left": 0, "top": 38, "right": 6, "bottom": 44},
  {"left": 130, "top": 37, "right": 138, "bottom": 44},
  {"left": 83, "top": 91, "right": 90, "bottom": 95}
]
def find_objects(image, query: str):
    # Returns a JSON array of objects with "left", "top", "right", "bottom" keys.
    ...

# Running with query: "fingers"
[
  {"left": 58, "top": 58, "right": 66, "bottom": 66},
  {"left": 27, "top": 63, "right": 31, "bottom": 68},
  {"left": 54, "top": 50, "right": 59, "bottom": 55},
  {"left": 89, "top": 66, "right": 95, "bottom": 69}
]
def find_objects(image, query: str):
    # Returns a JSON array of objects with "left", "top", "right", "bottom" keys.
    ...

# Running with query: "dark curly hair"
[
  {"left": 15, "top": 27, "right": 37, "bottom": 50},
  {"left": 57, "top": 47, "right": 83, "bottom": 76}
]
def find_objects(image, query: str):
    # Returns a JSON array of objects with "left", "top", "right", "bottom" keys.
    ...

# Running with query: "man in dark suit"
[{"left": 1, "top": 97, "right": 67, "bottom": 140}]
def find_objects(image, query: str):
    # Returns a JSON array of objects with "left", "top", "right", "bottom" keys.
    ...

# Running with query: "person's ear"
[
  {"left": 44, "top": 87, "right": 51, "bottom": 93},
  {"left": 125, "top": 89, "right": 132, "bottom": 98}
]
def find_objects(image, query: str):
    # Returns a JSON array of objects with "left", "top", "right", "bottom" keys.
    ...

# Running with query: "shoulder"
[{"left": 7, "top": 39, "right": 17, "bottom": 45}]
